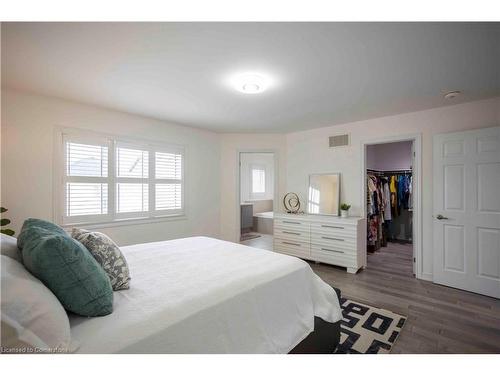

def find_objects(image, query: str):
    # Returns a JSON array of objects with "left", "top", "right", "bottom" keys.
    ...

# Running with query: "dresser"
[{"left": 273, "top": 213, "right": 367, "bottom": 273}]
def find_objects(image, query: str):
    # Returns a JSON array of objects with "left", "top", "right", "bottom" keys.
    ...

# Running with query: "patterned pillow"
[{"left": 71, "top": 228, "right": 131, "bottom": 290}]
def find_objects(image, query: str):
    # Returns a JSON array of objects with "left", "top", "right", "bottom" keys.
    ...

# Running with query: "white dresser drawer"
[
  {"left": 274, "top": 226, "right": 310, "bottom": 242},
  {"left": 274, "top": 239, "right": 311, "bottom": 259},
  {"left": 310, "top": 222, "right": 357, "bottom": 238},
  {"left": 310, "top": 232, "right": 357, "bottom": 252},
  {"left": 311, "top": 245, "right": 357, "bottom": 267},
  {"left": 275, "top": 217, "right": 307, "bottom": 228}
]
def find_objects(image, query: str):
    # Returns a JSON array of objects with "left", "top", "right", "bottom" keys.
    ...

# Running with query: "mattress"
[{"left": 69, "top": 236, "right": 342, "bottom": 353}]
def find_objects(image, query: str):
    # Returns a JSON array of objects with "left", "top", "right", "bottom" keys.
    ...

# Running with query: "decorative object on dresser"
[
  {"left": 340, "top": 203, "right": 351, "bottom": 218},
  {"left": 282, "top": 192, "right": 302, "bottom": 214},
  {"left": 273, "top": 213, "right": 366, "bottom": 274}
]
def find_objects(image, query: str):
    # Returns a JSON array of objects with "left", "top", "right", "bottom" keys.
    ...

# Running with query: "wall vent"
[{"left": 329, "top": 134, "right": 349, "bottom": 148}]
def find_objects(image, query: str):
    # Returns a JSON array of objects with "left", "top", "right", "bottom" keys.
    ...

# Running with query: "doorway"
[
  {"left": 362, "top": 135, "right": 422, "bottom": 279},
  {"left": 238, "top": 152, "right": 276, "bottom": 250}
]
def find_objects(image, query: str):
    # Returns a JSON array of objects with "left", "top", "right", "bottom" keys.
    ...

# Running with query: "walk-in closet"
[{"left": 365, "top": 141, "right": 414, "bottom": 276}]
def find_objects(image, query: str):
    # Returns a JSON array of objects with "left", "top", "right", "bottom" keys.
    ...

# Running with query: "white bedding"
[{"left": 69, "top": 236, "right": 342, "bottom": 353}]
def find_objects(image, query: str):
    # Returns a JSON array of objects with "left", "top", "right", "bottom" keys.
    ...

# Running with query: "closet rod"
[{"left": 367, "top": 168, "right": 412, "bottom": 175}]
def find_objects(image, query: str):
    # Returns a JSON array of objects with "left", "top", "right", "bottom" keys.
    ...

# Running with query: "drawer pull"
[
  {"left": 283, "top": 221, "right": 301, "bottom": 225},
  {"left": 321, "top": 225, "right": 344, "bottom": 229},
  {"left": 282, "top": 241, "right": 301, "bottom": 247},
  {"left": 321, "top": 248, "right": 344, "bottom": 254},
  {"left": 321, "top": 236, "right": 345, "bottom": 241},
  {"left": 282, "top": 231, "right": 301, "bottom": 236}
]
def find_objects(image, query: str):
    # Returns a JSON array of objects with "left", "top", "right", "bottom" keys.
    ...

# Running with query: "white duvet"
[{"left": 69, "top": 236, "right": 342, "bottom": 353}]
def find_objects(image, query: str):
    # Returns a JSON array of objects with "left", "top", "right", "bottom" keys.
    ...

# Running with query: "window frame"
[{"left": 54, "top": 127, "right": 186, "bottom": 227}]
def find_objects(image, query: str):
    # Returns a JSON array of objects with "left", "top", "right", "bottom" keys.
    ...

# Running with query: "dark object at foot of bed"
[{"left": 289, "top": 287, "right": 341, "bottom": 354}]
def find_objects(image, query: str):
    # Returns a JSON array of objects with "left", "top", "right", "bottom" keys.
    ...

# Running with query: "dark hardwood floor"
[
  {"left": 309, "top": 242, "right": 500, "bottom": 353},
  {"left": 241, "top": 235, "right": 500, "bottom": 353}
]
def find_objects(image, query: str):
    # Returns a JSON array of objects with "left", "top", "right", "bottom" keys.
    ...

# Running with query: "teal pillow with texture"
[
  {"left": 18, "top": 219, "right": 113, "bottom": 317},
  {"left": 17, "top": 218, "right": 67, "bottom": 250}
]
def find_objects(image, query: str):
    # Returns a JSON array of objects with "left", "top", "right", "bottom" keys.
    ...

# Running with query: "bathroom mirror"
[{"left": 307, "top": 173, "right": 341, "bottom": 215}]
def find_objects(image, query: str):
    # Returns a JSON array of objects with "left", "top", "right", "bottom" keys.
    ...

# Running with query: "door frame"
[
  {"left": 236, "top": 149, "right": 279, "bottom": 242},
  {"left": 360, "top": 134, "right": 424, "bottom": 280}
]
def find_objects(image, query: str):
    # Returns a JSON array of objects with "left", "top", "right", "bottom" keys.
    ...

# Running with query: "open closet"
[
  {"left": 367, "top": 169, "right": 413, "bottom": 248},
  {"left": 365, "top": 141, "right": 414, "bottom": 276}
]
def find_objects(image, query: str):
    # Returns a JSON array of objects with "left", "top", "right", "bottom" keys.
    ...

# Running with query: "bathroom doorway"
[{"left": 238, "top": 151, "right": 276, "bottom": 250}]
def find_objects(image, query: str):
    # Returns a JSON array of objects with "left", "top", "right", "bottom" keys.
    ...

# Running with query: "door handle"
[{"left": 436, "top": 214, "right": 449, "bottom": 220}]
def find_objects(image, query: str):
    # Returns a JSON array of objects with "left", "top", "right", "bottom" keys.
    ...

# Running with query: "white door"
[{"left": 433, "top": 126, "right": 500, "bottom": 298}]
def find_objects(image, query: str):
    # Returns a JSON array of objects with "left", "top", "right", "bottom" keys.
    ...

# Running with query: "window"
[
  {"left": 250, "top": 165, "right": 266, "bottom": 199},
  {"left": 252, "top": 168, "right": 266, "bottom": 193},
  {"left": 60, "top": 131, "right": 184, "bottom": 225},
  {"left": 65, "top": 141, "right": 109, "bottom": 220}
]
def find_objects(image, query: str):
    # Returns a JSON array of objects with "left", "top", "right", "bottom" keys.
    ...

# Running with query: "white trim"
[
  {"left": 55, "top": 126, "right": 186, "bottom": 151},
  {"left": 420, "top": 272, "right": 433, "bottom": 282},
  {"left": 361, "top": 133, "right": 424, "bottom": 280},
  {"left": 63, "top": 214, "right": 187, "bottom": 230},
  {"left": 53, "top": 126, "right": 186, "bottom": 226},
  {"left": 236, "top": 150, "right": 279, "bottom": 242}
]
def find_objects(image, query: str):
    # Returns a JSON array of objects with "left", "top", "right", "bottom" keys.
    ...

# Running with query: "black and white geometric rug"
[{"left": 334, "top": 297, "right": 407, "bottom": 354}]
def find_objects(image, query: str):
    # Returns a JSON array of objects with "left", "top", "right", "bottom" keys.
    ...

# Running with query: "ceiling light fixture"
[
  {"left": 443, "top": 90, "right": 462, "bottom": 99},
  {"left": 230, "top": 73, "right": 271, "bottom": 94}
]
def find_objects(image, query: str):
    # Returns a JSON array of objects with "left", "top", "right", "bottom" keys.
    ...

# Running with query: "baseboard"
[{"left": 418, "top": 272, "right": 433, "bottom": 281}]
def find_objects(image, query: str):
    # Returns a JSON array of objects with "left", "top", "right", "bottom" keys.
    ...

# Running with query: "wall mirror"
[{"left": 307, "top": 173, "right": 341, "bottom": 215}]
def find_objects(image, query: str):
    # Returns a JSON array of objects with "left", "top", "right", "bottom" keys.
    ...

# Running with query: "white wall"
[
  {"left": 220, "top": 134, "right": 287, "bottom": 242},
  {"left": 286, "top": 97, "right": 500, "bottom": 278},
  {"left": 3, "top": 88, "right": 499, "bottom": 280},
  {"left": 1, "top": 89, "right": 221, "bottom": 246},
  {"left": 240, "top": 152, "right": 275, "bottom": 202}
]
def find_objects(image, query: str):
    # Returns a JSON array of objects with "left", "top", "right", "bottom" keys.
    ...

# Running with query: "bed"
[{"left": 69, "top": 236, "right": 342, "bottom": 353}]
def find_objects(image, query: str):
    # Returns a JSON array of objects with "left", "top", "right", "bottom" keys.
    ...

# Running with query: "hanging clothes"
[
  {"left": 367, "top": 170, "right": 412, "bottom": 249},
  {"left": 383, "top": 179, "right": 391, "bottom": 221},
  {"left": 367, "top": 173, "right": 387, "bottom": 248},
  {"left": 397, "top": 175, "right": 406, "bottom": 212},
  {"left": 390, "top": 175, "right": 398, "bottom": 217},
  {"left": 367, "top": 175, "right": 378, "bottom": 216},
  {"left": 408, "top": 176, "right": 413, "bottom": 209}
]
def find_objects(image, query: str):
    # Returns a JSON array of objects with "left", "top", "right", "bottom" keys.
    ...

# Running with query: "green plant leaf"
[
  {"left": 0, "top": 218, "right": 11, "bottom": 226},
  {"left": 0, "top": 229, "right": 15, "bottom": 236},
  {"left": 340, "top": 203, "right": 351, "bottom": 210},
  {"left": 0, "top": 207, "right": 7, "bottom": 213}
]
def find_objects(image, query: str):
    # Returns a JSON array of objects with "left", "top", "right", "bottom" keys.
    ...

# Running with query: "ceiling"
[{"left": 2, "top": 22, "right": 499, "bottom": 133}]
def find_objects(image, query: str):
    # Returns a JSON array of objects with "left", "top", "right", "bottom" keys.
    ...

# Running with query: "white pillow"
[
  {"left": 1, "top": 255, "right": 72, "bottom": 353},
  {"left": 0, "top": 233, "right": 22, "bottom": 263}
]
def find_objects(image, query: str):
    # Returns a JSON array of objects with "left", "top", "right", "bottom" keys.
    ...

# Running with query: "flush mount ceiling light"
[
  {"left": 443, "top": 90, "right": 462, "bottom": 99},
  {"left": 230, "top": 73, "right": 272, "bottom": 94}
]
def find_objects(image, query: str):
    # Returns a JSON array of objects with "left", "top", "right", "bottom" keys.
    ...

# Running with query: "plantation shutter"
[
  {"left": 63, "top": 139, "right": 111, "bottom": 223},
  {"left": 115, "top": 145, "right": 149, "bottom": 217},
  {"left": 61, "top": 132, "right": 184, "bottom": 225},
  {"left": 155, "top": 151, "right": 183, "bottom": 212}
]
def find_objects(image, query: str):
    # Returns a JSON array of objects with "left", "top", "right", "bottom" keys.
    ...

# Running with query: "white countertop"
[{"left": 274, "top": 212, "right": 364, "bottom": 223}]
